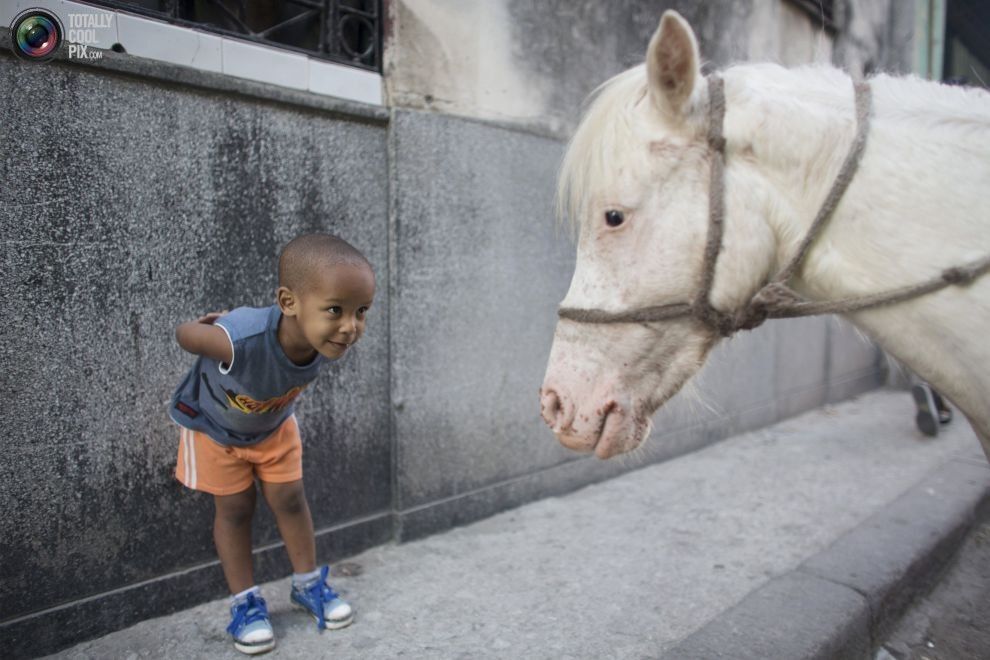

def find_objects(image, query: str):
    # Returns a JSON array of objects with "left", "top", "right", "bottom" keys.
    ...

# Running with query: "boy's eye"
[{"left": 327, "top": 306, "right": 341, "bottom": 315}]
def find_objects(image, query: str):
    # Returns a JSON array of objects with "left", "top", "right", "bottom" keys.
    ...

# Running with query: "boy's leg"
[
  {"left": 260, "top": 479, "right": 316, "bottom": 573},
  {"left": 249, "top": 417, "right": 352, "bottom": 630},
  {"left": 264, "top": 479, "right": 354, "bottom": 630},
  {"left": 214, "top": 486, "right": 258, "bottom": 594}
]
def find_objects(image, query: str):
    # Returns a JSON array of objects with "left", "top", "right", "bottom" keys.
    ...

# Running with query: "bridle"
[{"left": 558, "top": 74, "right": 990, "bottom": 337}]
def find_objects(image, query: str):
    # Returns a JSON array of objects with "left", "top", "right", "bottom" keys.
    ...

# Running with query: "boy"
[{"left": 169, "top": 233, "right": 375, "bottom": 654}]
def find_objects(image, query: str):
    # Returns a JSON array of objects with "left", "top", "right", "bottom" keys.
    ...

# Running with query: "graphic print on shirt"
[
  {"left": 202, "top": 373, "right": 229, "bottom": 409},
  {"left": 223, "top": 383, "right": 310, "bottom": 414},
  {"left": 200, "top": 373, "right": 309, "bottom": 416}
]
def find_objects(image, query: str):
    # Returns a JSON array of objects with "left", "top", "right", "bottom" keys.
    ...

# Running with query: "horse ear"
[{"left": 646, "top": 11, "right": 701, "bottom": 120}]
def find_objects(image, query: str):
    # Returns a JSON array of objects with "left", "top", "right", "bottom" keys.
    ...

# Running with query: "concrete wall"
[
  {"left": 0, "top": 48, "right": 392, "bottom": 655},
  {"left": 386, "top": 0, "right": 917, "bottom": 135},
  {"left": 0, "top": 0, "right": 915, "bottom": 655}
]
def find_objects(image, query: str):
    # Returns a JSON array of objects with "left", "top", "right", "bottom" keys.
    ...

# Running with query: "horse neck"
[
  {"left": 721, "top": 65, "right": 866, "bottom": 293},
  {"left": 721, "top": 66, "right": 990, "bottom": 438},
  {"left": 722, "top": 65, "right": 989, "bottom": 301}
]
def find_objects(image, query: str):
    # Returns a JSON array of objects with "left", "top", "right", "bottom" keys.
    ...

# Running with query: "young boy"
[{"left": 169, "top": 233, "right": 375, "bottom": 654}]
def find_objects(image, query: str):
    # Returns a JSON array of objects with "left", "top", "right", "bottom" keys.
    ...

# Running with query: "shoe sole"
[
  {"left": 291, "top": 600, "right": 354, "bottom": 630},
  {"left": 912, "top": 384, "right": 938, "bottom": 437},
  {"left": 233, "top": 638, "right": 275, "bottom": 655}
]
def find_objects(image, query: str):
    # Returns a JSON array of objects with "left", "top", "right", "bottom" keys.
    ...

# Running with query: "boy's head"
[{"left": 277, "top": 233, "right": 375, "bottom": 360}]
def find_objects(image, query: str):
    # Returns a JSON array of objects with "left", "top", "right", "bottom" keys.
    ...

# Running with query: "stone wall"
[
  {"left": 385, "top": 0, "right": 917, "bottom": 135},
  {"left": 0, "top": 48, "right": 392, "bottom": 655}
]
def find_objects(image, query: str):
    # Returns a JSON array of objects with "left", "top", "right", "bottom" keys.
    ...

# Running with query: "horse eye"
[{"left": 604, "top": 210, "right": 625, "bottom": 227}]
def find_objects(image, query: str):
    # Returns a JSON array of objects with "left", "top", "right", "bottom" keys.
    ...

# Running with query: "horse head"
[{"left": 540, "top": 11, "right": 779, "bottom": 458}]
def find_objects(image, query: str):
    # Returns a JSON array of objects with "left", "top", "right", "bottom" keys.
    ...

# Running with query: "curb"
[{"left": 663, "top": 455, "right": 990, "bottom": 659}]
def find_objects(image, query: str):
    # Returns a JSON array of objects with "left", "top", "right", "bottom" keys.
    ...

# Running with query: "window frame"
[{"left": 85, "top": 0, "right": 383, "bottom": 72}]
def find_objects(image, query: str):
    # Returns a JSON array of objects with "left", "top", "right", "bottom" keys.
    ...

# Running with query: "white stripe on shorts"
[
  {"left": 188, "top": 430, "right": 197, "bottom": 490},
  {"left": 180, "top": 428, "right": 190, "bottom": 488}
]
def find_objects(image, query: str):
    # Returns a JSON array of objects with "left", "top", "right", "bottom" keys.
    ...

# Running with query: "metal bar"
[
  {"left": 318, "top": 0, "right": 330, "bottom": 53},
  {"left": 203, "top": 0, "right": 254, "bottom": 35},
  {"left": 284, "top": 0, "right": 324, "bottom": 9},
  {"left": 257, "top": 9, "right": 319, "bottom": 39},
  {"left": 339, "top": 7, "right": 378, "bottom": 19},
  {"left": 331, "top": 0, "right": 341, "bottom": 57}
]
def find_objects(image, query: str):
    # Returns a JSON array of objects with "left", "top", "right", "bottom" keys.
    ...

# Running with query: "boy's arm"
[{"left": 175, "top": 311, "right": 234, "bottom": 365}]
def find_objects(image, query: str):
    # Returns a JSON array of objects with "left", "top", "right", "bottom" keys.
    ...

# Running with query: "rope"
[
  {"left": 558, "top": 302, "right": 692, "bottom": 324},
  {"left": 772, "top": 82, "right": 873, "bottom": 285},
  {"left": 557, "top": 75, "right": 734, "bottom": 332},
  {"left": 691, "top": 75, "right": 731, "bottom": 333},
  {"left": 758, "top": 254, "right": 990, "bottom": 319}
]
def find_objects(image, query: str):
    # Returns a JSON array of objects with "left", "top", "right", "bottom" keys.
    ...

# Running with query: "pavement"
[
  {"left": 880, "top": 494, "right": 990, "bottom": 659},
  {"left": 43, "top": 389, "right": 989, "bottom": 660}
]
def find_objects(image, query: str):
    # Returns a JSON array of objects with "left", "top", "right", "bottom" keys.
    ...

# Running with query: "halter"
[{"left": 558, "top": 75, "right": 990, "bottom": 337}]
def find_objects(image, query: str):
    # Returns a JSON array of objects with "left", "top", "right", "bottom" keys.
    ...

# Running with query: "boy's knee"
[
  {"left": 215, "top": 493, "right": 256, "bottom": 527},
  {"left": 218, "top": 507, "right": 254, "bottom": 528},
  {"left": 269, "top": 483, "right": 308, "bottom": 517}
]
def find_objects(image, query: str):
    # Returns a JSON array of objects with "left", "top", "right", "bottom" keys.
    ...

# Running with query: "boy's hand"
[{"left": 196, "top": 310, "right": 229, "bottom": 325}]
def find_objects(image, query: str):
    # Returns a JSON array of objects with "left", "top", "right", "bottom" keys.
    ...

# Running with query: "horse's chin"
[
  {"left": 594, "top": 414, "right": 654, "bottom": 459},
  {"left": 593, "top": 358, "right": 702, "bottom": 459},
  {"left": 553, "top": 404, "right": 654, "bottom": 459}
]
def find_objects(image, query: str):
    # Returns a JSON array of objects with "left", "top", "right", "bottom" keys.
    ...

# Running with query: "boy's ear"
[{"left": 276, "top": 287, "right": 299, "bottom": 316}]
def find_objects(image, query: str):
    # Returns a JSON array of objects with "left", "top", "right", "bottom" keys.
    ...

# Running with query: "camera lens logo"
[{"left": 11, "top": 9, "right": 64, "bottom": 62}]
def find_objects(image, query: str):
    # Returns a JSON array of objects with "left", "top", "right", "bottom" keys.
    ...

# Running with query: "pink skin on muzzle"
[{"left": 539, "top": 379, "right": 649, "bottom": 459}]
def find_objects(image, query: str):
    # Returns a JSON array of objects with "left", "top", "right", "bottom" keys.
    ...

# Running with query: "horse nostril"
[
  {"left": 598, "top": 398, "right": 628, "bottom": 434},
  {"left": 540, "top": 388, "right": 562, "bottom": 427},
  {"left": 599, "top": 399, "right": 616, "bottom": 426}
]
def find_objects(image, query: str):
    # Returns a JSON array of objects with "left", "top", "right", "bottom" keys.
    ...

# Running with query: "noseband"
[{"left": 558, "top": 75, "right": 990, "bottom": 336}]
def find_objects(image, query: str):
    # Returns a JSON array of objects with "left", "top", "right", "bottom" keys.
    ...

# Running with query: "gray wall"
[
  {"left": 1, "top": 1, "right": 914, "bottom": 656},
  {"left": 0, "top": 49, "right": 392, "bottom": 656},
  {"left": 386, "top": 0, "right": 917, "bottom": 136}
]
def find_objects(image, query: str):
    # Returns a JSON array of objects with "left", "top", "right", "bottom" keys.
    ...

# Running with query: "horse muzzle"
[{"left": 540, "top": 386, "right": 649, "bottom": 459}]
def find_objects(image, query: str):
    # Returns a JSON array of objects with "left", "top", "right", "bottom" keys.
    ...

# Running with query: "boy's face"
[{"left": 287, "top": 262, "right": 376, "bottom": 360}]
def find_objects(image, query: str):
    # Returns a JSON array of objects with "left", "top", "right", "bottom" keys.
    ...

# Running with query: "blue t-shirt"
[{"left": 169, "top": 305, "right": 324, "bottom": 446}]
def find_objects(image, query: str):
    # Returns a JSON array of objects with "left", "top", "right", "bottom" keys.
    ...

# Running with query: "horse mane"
[
  {"left": 557, "top": 60, "right": 990, "bottom": 235},
  {"left": 556, "top": 65, "right": 651, "bottom": 236}
]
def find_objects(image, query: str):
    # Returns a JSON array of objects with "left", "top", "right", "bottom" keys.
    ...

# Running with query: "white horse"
[{"left": 540, "top": 11, "right": 990, "bottom": 461}]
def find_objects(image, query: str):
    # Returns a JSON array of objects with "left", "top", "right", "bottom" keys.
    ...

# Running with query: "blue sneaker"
[
  {"left": 290, "top": 565, "right": 354, "bottom": 630},
  {"left": 226, "top": 591, "right": 275, "bottom": 655}
]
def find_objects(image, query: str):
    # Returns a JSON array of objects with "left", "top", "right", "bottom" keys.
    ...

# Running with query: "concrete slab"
[
  {"left": 667, "top": 458, "right": 990, "bottom": 660},
  {"left": 665, "top": 572, "right": 871, "bottom": 660},
  {"left": 799, "top": 458, "right": 990, "bottom": 642},
  {"left": 38, "top": 390, "right": 988, "bottom": 659}
]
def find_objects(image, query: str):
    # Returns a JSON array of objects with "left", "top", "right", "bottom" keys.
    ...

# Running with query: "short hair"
[{"left": 278, "top": 233, "right": 372, "bottom": 293}]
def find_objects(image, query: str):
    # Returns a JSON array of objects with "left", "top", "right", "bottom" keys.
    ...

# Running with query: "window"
[
  {"left": 944, "top": 0, "right": 990, "bottom": 85},
  {"left": 89, "top": 0, "right": 382, "bottom": 72}
]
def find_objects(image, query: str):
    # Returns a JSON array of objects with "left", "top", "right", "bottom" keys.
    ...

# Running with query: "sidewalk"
[{"left": 46, "top": 390, "right": 989, "bottom": 660}]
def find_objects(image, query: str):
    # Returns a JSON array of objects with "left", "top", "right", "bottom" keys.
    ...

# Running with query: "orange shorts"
[{"left": 175, "top": 415, "right": 303, "bottom": 496}]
